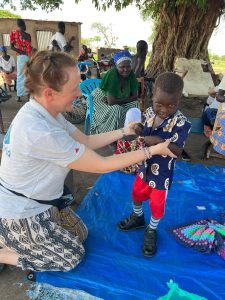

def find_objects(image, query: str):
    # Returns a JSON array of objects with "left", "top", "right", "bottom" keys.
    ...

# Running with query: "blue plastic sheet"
[{"left": 36, "top": 162, "right": 225, "bottom": 300}]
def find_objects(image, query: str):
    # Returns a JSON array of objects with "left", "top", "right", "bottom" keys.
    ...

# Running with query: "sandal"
[
  {"left": 118, "top": 212, "right": 145, "bottom": 231},
  {"left": 142, "top": 227, "right": 157, "bottom": 257}
]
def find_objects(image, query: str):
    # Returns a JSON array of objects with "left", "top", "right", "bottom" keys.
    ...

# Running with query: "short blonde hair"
[{"left": 24, "top": 50, "right": 77, "bottom": 95}]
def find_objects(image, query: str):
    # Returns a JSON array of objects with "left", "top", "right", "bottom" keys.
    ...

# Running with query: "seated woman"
[
  {"left": 0, "top": 46, "right": 16, "bottom": 89},
  {"left": 90, "top": 50, "right": 139, "bottom": 134},
  {"left": 210, "top": 76, "right": 225, "bottom": 156},
  {"left": 202, "top": 86, "right": 219, "bottom": 138}
]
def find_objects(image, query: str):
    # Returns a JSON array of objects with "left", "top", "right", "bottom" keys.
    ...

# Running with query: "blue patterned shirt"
[{"left": 138, "top": 107, "right": 191, "bottom": 190}]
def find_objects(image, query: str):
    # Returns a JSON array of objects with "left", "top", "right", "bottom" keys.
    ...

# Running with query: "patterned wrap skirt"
[
  {"left": 0, "top": 207, "right": 88, "bottom": 272},
  {"left": 90, "top": 88, "right": 138, "bottom": 134},
  {"left": 210, "top": 103, "right": 225, "bottom": 155}
]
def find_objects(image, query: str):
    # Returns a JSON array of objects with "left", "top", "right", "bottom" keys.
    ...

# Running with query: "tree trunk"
[{"left": 146, "top": 0, "right": 224, "bottom": 78}]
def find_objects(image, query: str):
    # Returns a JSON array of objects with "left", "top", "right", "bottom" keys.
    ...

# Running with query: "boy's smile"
[{"left": 153, "top": 88, "right": 180, "bottom": 120}]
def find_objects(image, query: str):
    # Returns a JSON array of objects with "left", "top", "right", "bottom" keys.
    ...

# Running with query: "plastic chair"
[{"left": 80, "top": 78, "right": 101, "bottom": 134}]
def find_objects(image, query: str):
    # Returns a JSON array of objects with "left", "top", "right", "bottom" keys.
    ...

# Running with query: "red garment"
[
  {"left": 9, "top": 30, "right": 32, "bottom": 56},
  {"left": 132, "top": 175, "right": 167, "bottom": 219},
  {"left": 114, "top": 137, "right": 145, "bottom": 174}
]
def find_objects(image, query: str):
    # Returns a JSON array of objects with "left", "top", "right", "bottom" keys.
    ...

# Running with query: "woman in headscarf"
[{"left": 90, "top": 50, "right": 139, "bottom": 134}]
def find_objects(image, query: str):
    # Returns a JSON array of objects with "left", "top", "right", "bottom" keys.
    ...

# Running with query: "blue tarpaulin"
[{"left": 36, "top": 162, "right": 225, "bottom": 300}]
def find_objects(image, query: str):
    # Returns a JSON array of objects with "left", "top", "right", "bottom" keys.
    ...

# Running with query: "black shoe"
[
  {"left": 181, "top": 150, "right": 191, "bottom": 161},
  {"left": 142, "top": 227, "right": 157, "bottom": 257},
  {"left": 118, "top": 212, "right": 145, "bottom": 231},
  {"left": 16, "top": 96, "right": 21, "bottom": 102}
]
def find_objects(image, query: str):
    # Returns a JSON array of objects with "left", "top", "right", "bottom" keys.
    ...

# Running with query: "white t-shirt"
[
  {"left": 0, "top": 99, "right": 85, "bottom": 219},
  {"left": 49, "top": 32, "right": 67, "bottom": 52},
  {"left": 0, "top": 55, "right": 15, "bottom": 72},
  {"left": 205, "top": 78, "right": 225, "bottom": 111}
]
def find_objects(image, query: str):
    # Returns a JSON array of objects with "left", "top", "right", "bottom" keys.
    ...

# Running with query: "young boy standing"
[{"left": 118, "top": 72, "right": 191, "bottom": 257}]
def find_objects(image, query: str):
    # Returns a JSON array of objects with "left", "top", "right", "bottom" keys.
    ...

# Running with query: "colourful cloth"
[
  {"left": 173, "top": 219, "right": 225, "bottom": 261},
  {"left": 114, "top": 107, "right": 143, "bottom": 174},
  {"left": 9, "top": 30, "right": 32, "bottom": 56},
  {"left": 90, "top": 68, "right": 138, "bottom": 134},
  {"left": 0, "top": 207, "right": 87, "bottom": 271},
  {"left": 138, "top": 107, "right": 191, "bottom": 190},
  {"left": 115, "top": 137, "right": 145, "bottom": 174},
  {"left": 100, "top": 67, "right": 138, "bottom": 99},
  {"left": 91, "top": 88, "right": 138, "bottom": 133},
  {"left": 114, "top": 50, "right": 132, "bottom": 65},
  {"left": 211, "top": 110, "right": 225, "bottom": 155}
]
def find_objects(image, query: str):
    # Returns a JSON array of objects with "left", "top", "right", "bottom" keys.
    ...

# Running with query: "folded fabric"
[{"left": 173, "top": 219, "right": 225, "bottom": 260}]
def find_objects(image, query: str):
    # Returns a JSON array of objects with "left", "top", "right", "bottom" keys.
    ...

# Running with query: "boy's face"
[{"left": 153, "top": 87, "right": 180, "bottom": 120}]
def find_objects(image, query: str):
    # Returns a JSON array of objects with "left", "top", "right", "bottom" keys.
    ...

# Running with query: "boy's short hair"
[{"left": 154, "top": 72, "right": 184, "bottom": 95}]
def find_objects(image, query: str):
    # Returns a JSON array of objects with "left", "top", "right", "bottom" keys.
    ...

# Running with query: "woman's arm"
[
  {"left": 107, "top": 91, "right": 138, "bottom": 106},
  {"left": 68, "top": 140, "right": 176, "bottom": 173},
  {"left": 11, "top": 43, "right": 26, "bottom": 55},
  {"left": 71, "top": 126, "right": 133, "bottom": 150},
  {"left": 144, "top": 137, "right": 183, "bottom": 156}
]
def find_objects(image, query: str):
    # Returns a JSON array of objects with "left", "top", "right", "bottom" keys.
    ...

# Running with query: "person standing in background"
[
  {"left": 10, "top": 19, "right": 32, "bottom": 102},
  {"left": 132, "top": 40, "right": 148, "bottom": 78},
  {"left": 0, "top": 46, "right": 17, "bottom": 90},
  {"left": 49, "top": 21, "right": 75, "bottom": 53}
]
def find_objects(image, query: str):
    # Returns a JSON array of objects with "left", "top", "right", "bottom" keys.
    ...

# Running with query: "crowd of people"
[{"left": 0, "top": 18, "right": 224, "bottom": 276}]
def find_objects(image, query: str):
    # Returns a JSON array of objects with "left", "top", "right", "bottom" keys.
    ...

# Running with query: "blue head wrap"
[
  {"left": 0, "top": 46, "right": 7, "bottom": 52},
  {"left": 114, "top": 50, "right": 132, "bottom": 65}
]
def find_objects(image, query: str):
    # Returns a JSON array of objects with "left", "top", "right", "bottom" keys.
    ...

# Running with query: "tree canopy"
[
  {"left": 0, "top": 9, "right": 20, "bottom": 18},
  {"left": 1, "top": 0, "right": 225, "bottom": 15},
  {"left": 0, "top": 0, "right": 63, "bottom": 11},
  {"left": 1, "top": 0, "right": 224, "bottom": 77}
]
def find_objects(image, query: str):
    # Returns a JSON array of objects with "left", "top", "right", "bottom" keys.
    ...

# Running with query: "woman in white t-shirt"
[
  {"left": 0, "top": 50, "right": 175, "bottom": 273},
  {"left": 0, "top": 46, "right": 16, "bottom": 86}
]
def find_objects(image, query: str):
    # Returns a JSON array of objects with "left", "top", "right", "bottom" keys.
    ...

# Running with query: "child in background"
[
  {"left": 118, "top": 72, "right": 191, "bottom": 257},
  {"left": 115, "top": 108, "right": 144, "bottom": 174}
]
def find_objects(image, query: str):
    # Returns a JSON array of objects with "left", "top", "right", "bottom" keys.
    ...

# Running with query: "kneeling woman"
[
  {"left": 0, "top": 51, "right": 175, "bottom": 273},
  {"left": 91, "top": 50, "right": 139, "bottom": 134}
]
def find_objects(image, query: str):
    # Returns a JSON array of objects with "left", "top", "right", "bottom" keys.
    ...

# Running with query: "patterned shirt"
[
  {"left": 138, "top": 107, "right": 191, "bottom": 190},
  {"left": 9, "top": 30, "right": 32, "bottom": 56}
]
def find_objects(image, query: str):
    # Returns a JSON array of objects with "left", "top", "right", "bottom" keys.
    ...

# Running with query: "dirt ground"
[{"left": 0, "top": 91, "right": 225, "bottom": 300}]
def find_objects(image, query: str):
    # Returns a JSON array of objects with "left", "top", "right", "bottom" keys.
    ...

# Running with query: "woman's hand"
[
  {"left": 125, "top": 122, "right": 144, "bottom": 136},
  {"left": 150, "top": 140, "right": 177, "bottom": 158}
]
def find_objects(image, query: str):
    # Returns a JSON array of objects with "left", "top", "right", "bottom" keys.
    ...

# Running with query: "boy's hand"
[
  {"left": 144, "top": 136, "right": 164, "bottom": 146},
  {"left": 133, "top": 123, "right": 144, "bottom": 136},
  {"left": 125, "top": 122, "right": 144, "bottom": 136}
]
